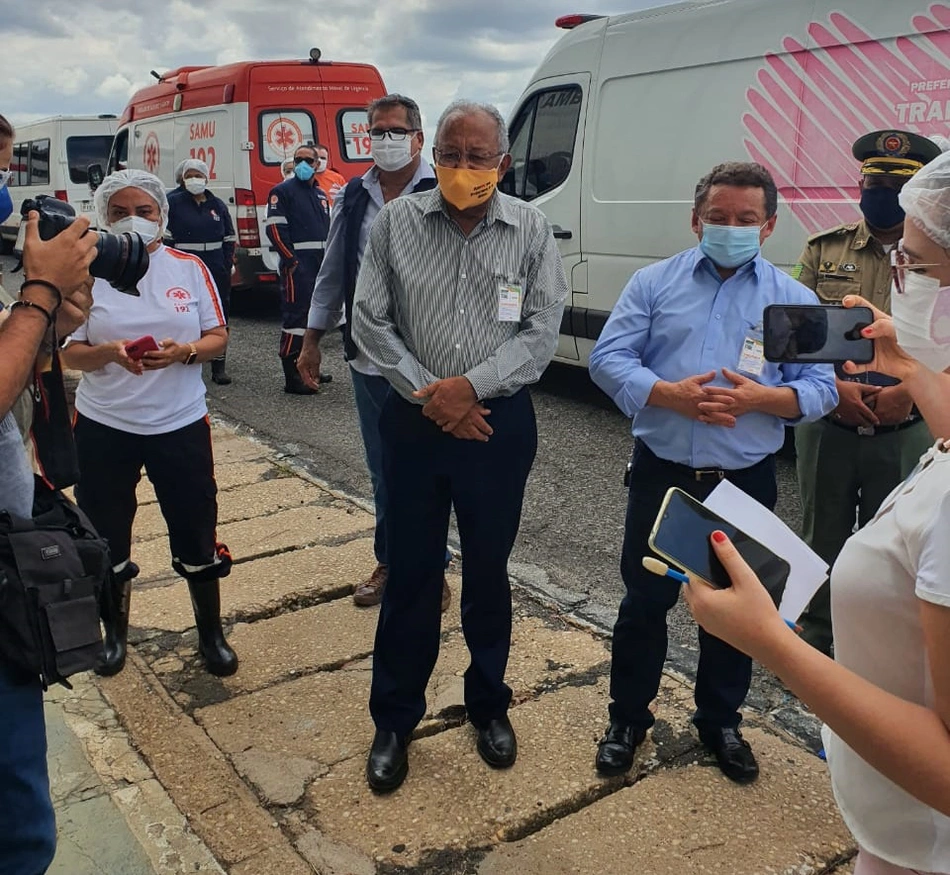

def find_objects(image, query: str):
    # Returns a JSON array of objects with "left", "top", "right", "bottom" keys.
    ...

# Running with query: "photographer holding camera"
[{"left": 0, "top": 112, "right": 97, "bottom": 875}]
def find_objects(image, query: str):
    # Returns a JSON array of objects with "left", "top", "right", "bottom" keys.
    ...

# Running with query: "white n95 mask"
[
  {"left": 371, "top": 138, "right": 413, "bottom": 172},
  {"left": 111, "top": 215, "right": 161, "bottom": 244},
  {"left": 890, "top": 271, "right": 950, "bottom": 372}
]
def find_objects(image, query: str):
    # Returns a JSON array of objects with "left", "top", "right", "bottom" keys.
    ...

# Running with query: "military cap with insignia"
[{"left": 852, "top": 130, "right": 943, "bottom": 177}]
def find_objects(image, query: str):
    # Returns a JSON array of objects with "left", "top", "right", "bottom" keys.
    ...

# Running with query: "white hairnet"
[
  {"left": 94, "top": 169, "right": 169, "bottom": 231},
  {"left": 900, "top": 148, "right": 950, "bottom": 249},
  {"left": 177, "top": 158, "right": 210, "bottom": 182}
]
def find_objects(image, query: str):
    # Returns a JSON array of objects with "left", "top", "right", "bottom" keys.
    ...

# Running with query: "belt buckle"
[
  {"left": 857, "top": 426, "right": 875, "bottom": 437},
  {"left": 694, "top": 468, "right": 725, "bottom": 482}
]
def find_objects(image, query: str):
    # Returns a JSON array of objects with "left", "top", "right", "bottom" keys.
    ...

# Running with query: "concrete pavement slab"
[
  {"left": 195, "top": 611, "right": 613, "bottom": 808},
  {"left": 135, "top": 460, "right": 280, "bottom": 509},
  {"left": 204, "top": 575, "right": 461, "bottom": 694},
  {"left": 476, "top": 727, "right": 853, "bottom": 875},
  {"left": 47, "top": 675, "right": 225, "bottom": 874},
  {"left": 208, "top": 433, "right": 271, "bottom": 465},
  {"left": 97, "top": 653, "right": 311, "bottom": 871},
  {"left": 299, "top": 681, "right": 687, "bottom": 868},
  {"left": 130, "top": 538, "right": 376, "bottom": 632},
  {"left": 133, "top": 477, "right": 329, "bottom": 541},
  {"left": 131, "top": 503, "right": 375, "bottom": 582}
]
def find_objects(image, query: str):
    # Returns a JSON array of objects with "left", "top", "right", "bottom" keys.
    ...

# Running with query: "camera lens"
[{"left": 90, "top": 232, "right": 150, "bottom": 295}]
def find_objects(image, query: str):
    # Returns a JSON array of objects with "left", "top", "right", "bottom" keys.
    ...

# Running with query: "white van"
[
  {"left": 503, "top": 1, "right": 950, "bottom": 365},
  {"left": 1, "top": 115, "right": 118, "bottom": 246}
]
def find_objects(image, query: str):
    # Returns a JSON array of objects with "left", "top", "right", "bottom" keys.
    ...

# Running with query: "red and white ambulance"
[{"left": 109, "top": 50, "right": 386, "bottom": 293}]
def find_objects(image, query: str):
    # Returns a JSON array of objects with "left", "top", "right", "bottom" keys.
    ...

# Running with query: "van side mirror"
[{"left": 87, "top": 163, "right": 104, "bottom": 193}]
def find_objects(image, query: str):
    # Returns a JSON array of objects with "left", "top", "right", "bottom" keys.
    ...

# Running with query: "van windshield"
[{"left": 67, "top": 136, "right": 115, "bottom": 184}]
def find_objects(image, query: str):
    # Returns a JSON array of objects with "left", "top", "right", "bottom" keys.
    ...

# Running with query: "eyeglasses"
[
  {"left": 294, "top": 156, "right": 315, "bottom": 166},
  {"left": 890, "top": 242, "right": 942, "bottom": 295},
  {"left": 369, "top": 128, "right": 419, "bottom": 141},
  {"left": 433, "top": 148, "right": 504, "bottom": 170}
]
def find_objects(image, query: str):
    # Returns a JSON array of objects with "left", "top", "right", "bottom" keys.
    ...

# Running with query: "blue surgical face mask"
[
  {"left": 860, "top": 186, "right": 904, "bottom": 230},
  {"left": 294, "top": 160, "right": 315, "bottom": 182},
  {"left": 699, "top": 222, "right": 765, "bottom": 269}
]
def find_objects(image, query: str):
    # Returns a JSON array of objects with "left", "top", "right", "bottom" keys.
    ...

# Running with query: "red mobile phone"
[{"left": 124, "top": 335, "right": 160, "bottom": 360}]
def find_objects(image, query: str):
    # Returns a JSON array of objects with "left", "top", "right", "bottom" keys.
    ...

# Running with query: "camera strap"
[{"left": 30, "top": 339, "right": 80, "bottom": 490}]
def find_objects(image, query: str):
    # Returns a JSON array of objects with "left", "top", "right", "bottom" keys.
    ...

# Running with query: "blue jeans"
[
  {"left": 351, "top": 369, "right": 392, "bottom": 566},
  {"left": 0, "top": 665, "right": 56, "bottom": 875},
  {"left": 350, "top": 368, "right": 452, "bottom": 569}
]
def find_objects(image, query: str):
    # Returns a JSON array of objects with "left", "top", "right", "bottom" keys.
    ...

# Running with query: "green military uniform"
[{"left": 793, "top": 129, "right": 942, "bottom": 655}]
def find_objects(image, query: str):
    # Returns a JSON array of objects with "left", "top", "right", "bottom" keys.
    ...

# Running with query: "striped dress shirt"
[{"left": 351, "top": 189, "right": 569, "bottom": 402}]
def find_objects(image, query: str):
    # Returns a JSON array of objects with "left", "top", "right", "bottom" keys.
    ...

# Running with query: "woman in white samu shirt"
[
  {"left": 685, "top": 153, "right": 950, "bottom": 875},
  {"left": 63, "top": 170, "right": 238, "bottom": 679}
]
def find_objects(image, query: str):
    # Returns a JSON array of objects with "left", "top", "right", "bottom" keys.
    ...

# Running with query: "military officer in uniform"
[{"left": 793, "top": 130, "right": 942, "bottom": 655}]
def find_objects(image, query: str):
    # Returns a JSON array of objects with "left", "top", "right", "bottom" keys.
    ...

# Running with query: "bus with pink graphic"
[{"left": 505, "top": 1, "right": 950, "bottom": 365}]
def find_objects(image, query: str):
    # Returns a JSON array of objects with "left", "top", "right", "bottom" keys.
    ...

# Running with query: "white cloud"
[
  {"left": 4, "top": 1, "right": 667, "bottom": 139},
  {"left": 95, "top": 74, "right": 137, "bottom": 102}
]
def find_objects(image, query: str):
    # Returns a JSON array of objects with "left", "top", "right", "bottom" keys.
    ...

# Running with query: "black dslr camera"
[{"left": 19, "top": 195, "right": 149, "bottom": 296}]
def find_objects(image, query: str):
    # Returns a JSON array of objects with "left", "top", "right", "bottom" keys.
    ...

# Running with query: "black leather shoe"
[
  {"left": 595, "top": 720, "right": 647, "bottom": 776},
  {"left": 476, "top": 716, "right": 517, "bottom": 769},
  {"left": 366, "top": 730, "right": 409, "bottom": 793},
  {"left": 699, "top": 727, "right": 759, "bottom": 784}
]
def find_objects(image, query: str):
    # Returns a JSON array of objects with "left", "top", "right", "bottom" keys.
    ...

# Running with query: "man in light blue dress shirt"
[{"left": 589, "top": 162, "right": 837, "bottom": 785}]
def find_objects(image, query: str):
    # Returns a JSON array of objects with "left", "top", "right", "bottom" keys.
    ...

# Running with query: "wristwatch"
[{"left": 184, "top": 343, "right": 198, "bottom": 365}]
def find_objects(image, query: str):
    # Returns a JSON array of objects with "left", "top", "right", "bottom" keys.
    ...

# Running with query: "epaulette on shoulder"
[{"left": 807, "top": 222, "right": 859, "bottom": 244}]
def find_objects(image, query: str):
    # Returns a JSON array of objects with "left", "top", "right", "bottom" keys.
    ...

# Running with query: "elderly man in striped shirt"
[{"left": 352, "top": 100, "right": 569, "bottom": 793}]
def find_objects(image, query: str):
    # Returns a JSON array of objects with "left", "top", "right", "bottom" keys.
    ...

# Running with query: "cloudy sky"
[{"left": 6, "top": 1, "right": 671, "bottom": 139}]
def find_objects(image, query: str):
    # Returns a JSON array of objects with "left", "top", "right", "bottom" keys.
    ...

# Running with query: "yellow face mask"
[{"left": 435, "top": 165, "right": 499, "bottom": 211}]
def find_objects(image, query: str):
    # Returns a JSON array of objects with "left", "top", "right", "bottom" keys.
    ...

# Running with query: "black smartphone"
[
  {"left": 648, "top": 488, "right": 790, "bottom": 607},
  {"left": 763, "top": 304, "right": 874, "bottom": 364}
]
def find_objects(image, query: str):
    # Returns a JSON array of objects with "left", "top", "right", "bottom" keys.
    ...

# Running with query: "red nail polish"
[
  {"left": 861, "top": 327, "right": 872, "bottom": 336},
  {"left": 711, "top": 531, "right": 727, "bottom": 544}
]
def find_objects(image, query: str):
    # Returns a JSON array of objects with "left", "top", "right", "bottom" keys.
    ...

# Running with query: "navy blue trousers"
[
  {"left": 279, "top": 256, "right": 320, "bottom": 359},
  {"left": 608, "top": 441, "right": 777, "bottom": 733},
  {"left": 0, "top": 665, "right": 56, "bottom": 875},
  {"left": 369, "top": 390, "right": 537, "bottom": 736}
]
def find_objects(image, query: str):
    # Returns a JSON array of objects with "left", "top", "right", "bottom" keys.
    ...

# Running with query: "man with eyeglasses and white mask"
[
  {"left": 589, "top": 162, "right": 837, "bottom": 787},
  {"left": 349, "top": 99, "right": 568, "bottom": 793},
  {"left": 298, "top": 94, "right": 453, "bottom": 611},
  {"left": 265, "top": 143, "right": 332, "bottom": 394}
]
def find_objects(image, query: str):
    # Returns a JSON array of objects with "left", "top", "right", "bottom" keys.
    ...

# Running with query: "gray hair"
[
  {"left": 694, "top": 161, "right": 778, "bottom": 218},
  {"left": 366, "top": 93, "right": 423, "bottom": 131},
  {"left": 435, "top": 100, "right": 509, "bottom": 154}
]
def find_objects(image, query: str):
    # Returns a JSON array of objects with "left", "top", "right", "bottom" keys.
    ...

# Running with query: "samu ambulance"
[
  {"left": 504, "top": 1, "right": 950, "bottom": 365},
  {"left": 108, "top": 50, "right": 386, "bottom": 293}
]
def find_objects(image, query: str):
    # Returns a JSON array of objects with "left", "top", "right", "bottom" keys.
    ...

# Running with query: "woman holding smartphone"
[
  {"left": 62, "top": 169, "right": 238, "bottom": 678},
  {"left": 684, "top": 153, "right": 950, "bottom": 873}
]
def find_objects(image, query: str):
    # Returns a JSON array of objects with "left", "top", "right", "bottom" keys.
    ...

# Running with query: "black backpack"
[{"left": 0, "top": 477, "right": 109, "bottom": 688}]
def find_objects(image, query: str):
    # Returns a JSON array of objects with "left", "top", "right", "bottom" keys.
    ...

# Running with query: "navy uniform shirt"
[
  {"left": 263, "top": 178, "right": 330, "bottom": 266},
  {"left": 166, "top": 188, "right": 236, "bottom": 275}
]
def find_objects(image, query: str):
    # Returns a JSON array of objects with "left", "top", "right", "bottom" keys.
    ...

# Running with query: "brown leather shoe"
[
  {"left": 354, "top": 563, "right": 387, "bottom": 606},
  {"left": 441, "top": 577, "right": 451, "bottom": 613}
]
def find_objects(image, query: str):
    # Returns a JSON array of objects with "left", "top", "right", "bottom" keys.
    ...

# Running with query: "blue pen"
[{"left": 641, "top": 556, "right": 799, "bottom": 631}]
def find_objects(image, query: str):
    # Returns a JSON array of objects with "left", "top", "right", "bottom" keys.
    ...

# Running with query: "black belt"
[
  {"left": 636, "top": 441, "right": 771, "bottom": 483},
  {"left": 825, "top": 415, "right": 923, "bottom": 436}
]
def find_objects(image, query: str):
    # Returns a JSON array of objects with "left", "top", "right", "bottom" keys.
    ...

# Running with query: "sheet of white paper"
[{"left": 703, "top": 480, "right": 828, "bottom": 623}]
